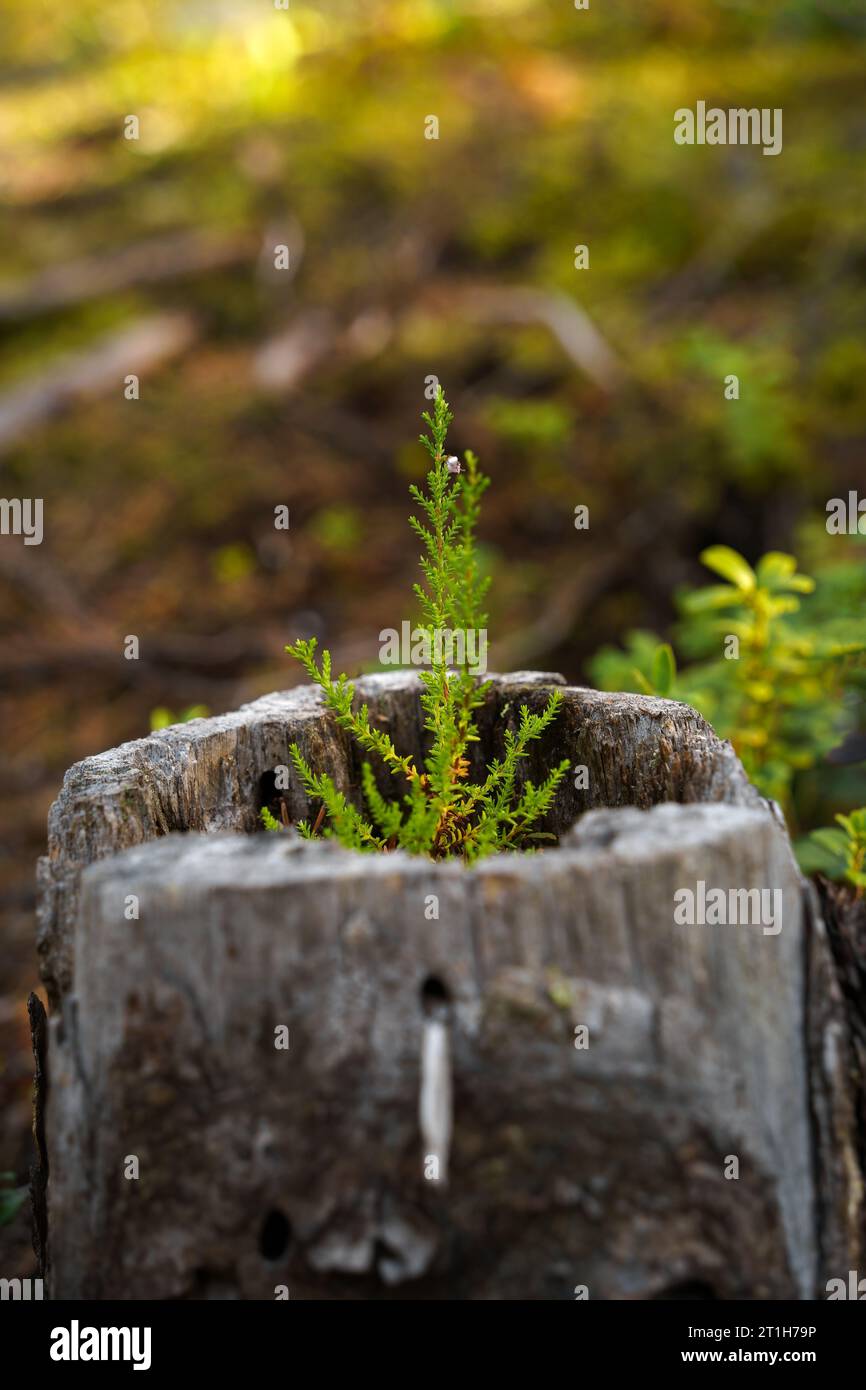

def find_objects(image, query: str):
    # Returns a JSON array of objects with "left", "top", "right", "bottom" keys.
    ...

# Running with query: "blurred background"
[{"left": 1, "top": 0, "right": 865, "bottom": 1277}]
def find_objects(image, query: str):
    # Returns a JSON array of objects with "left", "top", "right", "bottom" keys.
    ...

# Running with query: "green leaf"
[
  {"left": 795, "top": 828, "right": 847, "bottom": 879},
  {"left": 811, "top": 827, "right": 848, "bottom": 856},
  {"left": 765, "top": 595, "right": 801, "bottom": 617},
  {"left": 680, "top": 584, "right": 743, "bottom": 613},
  {"left": 754, "top": 552, "right": 814, "bottom": 593},
  {"left": 756, "top": 551, "right": 797, "bottom": 587},
  {"left": 651, "top": 643, "right": 676, "bottom": 696},
  {"left": 700, "top": 546, "right": 756, "bottom": 592}
]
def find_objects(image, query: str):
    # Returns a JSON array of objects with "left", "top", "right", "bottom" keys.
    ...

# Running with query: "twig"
[
  {"left": 0, "top": 229, "right": 256, "bottom": 322},
  {"left": 0, "top": 313, "right": 197, "bottom": 452}
]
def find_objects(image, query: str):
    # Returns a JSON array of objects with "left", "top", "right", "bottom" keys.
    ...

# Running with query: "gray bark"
[{"left": 34, "top": 672, "right": 863, "bottom": 1299}]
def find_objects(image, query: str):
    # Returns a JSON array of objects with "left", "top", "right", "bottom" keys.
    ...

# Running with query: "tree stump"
[{"left": 35, "top": 673, "right": 864, "bottom": 1299}]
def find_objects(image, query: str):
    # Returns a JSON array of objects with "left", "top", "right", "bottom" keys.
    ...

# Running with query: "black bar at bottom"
[{"left": 3, "top": 1296, "right": 862, "bottom": 1376}]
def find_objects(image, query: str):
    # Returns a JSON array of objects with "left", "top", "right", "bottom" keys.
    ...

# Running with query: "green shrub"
[
  {"left": 266, "top": 389, "right": 569, "bottom": 861},
  {"left": 589, "top": 545, "right": 865, "bottom": 815},
  {"left": 799, "top": 808, "right": 866, "bottom": 895}
]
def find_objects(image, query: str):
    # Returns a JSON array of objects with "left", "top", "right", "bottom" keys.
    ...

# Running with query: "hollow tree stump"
[{"left": 35, "top": 673, "right": 864, "bottom": 1299}]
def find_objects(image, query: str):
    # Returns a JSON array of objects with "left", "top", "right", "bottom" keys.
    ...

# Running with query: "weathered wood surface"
[
  {"left": 36, "top": 671, "right": 863, "bottom": 1299},
  {"left": 37, "top": 672, "right": 759, "bottom": 1010},
  {"left": 805, "top": 881, "right": 866, "bottom": 1289},
  {"left": 48, "top": 805, "right": 809, "bottom": 1299}
]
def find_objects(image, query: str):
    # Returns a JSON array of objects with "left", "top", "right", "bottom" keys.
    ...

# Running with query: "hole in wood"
[
  {"left": 259, "top": 1208, "right": 292, "bottom": 1262},
  {"left": 257, "top": 770, "right": 289, "bottom": 831},
  {"left": 420, "top": 974, "right": 451, "bottom": 1017}
]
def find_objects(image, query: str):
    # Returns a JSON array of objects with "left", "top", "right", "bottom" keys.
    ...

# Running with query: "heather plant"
[{"left": 264, "top": 389, "right": 569, "bottom": 861}]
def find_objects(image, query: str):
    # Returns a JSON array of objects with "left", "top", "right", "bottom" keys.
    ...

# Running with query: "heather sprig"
[{"left": 268, "top": 387, "right": 568, "bottom": 860}]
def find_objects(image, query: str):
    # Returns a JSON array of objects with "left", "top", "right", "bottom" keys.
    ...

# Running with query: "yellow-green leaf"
[{"left": 700, "top": 545, "right": 756, "bottom": 592}]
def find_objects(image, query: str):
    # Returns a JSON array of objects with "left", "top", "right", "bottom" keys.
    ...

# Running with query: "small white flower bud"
[{"left": 445, "top": 455, "right": 462, "bottom": 474}]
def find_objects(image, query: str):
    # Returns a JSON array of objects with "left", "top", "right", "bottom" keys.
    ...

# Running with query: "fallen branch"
[
  {"left": 0, "top": 312, "right": 197, "bottom": 451},
  {"left": 0, "top": 229, "right": 256, "bottom": 322},
  {"left": 252, "top": 309, "right": 336, "bottom": 391},
  {"left": 436, "top": 282, "right": 626, "bottom": 390}
]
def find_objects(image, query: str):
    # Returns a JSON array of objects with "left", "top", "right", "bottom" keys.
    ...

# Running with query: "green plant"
[
  {"left": 150, "top": 704, "right": 210, "bottom": 732},
  {"left": 799, "top": 808, "right": 866, "bottom": 895},
  {"left": 0, "top": 1172, "right": 26, "bottom": 1226},
  {"left": 590, "top": 545, "right": 865, "bottom": 813},
  {"left": 266, "top": 388, "right": 569, "bottom": 861}
]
